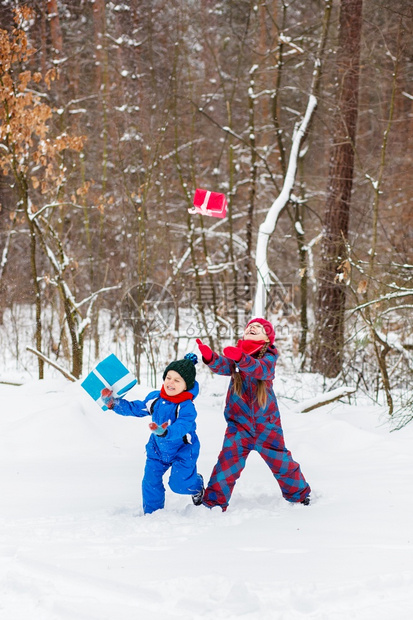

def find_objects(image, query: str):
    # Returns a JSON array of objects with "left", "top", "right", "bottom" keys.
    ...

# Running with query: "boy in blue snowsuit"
[{"left": 102, "top": 353, "right": 204, "bottom": 514}]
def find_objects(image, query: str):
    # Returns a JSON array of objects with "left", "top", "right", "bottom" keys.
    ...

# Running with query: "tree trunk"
[
  {"left": 311, "top": 0, "right": 363, "bottom": 378},
  {"left": 47, "top": 0, "right": 63, "bottom": 58},
  {"left": 22, "top": 185, "right": 44, "bottom": 379}
]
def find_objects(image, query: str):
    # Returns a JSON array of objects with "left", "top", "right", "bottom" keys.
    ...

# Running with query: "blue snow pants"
[{"left": 142, "top": 437, "right": 203, "bottom": 514}]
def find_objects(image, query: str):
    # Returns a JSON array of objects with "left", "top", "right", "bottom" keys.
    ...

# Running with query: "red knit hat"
[{"left": 246, "top": 317, "right": 275, "bottom": 344}]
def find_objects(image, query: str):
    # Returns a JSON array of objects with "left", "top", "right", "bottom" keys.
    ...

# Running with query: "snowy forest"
[{"left": 0, "top": 0, "right": 412, "bottom": 426}]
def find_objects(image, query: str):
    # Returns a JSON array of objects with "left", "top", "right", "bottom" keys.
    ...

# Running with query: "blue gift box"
[{"left": 81, "top": 354, "right": 137, "bottom": 410}]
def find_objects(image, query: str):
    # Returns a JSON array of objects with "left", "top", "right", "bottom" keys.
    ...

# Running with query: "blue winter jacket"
[{"left": 112, "top": 381, "right": 200, "bottom": 459}]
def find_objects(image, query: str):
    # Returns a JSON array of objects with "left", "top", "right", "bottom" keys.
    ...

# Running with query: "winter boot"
[{"left": 192, "top": 475, "right": 205, "bottom": 506}]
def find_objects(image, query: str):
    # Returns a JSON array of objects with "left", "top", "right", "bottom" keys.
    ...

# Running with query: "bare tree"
[
  {"left": 253, "top": 1, "right": 333, "bottom": 318},
  {"left": 311, "top": 0, "right": 363, "bottom": 378}
]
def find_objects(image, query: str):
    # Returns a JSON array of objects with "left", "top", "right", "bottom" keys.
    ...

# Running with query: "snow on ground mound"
[{"left": 0, "top": 377, "right": 412, "bottom": 619}]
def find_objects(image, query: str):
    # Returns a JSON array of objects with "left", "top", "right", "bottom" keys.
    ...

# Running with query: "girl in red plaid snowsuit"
[{"left": 196, "top": 318, "right": 311, "bottom": 511}]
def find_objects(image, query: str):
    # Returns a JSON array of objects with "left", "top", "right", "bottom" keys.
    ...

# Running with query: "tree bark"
[
  {"left": 46, "top": 0, "right": 63, "bottom": 57},
  {"left": 311, "top": 0, "right": 363, "bottom": 378}
]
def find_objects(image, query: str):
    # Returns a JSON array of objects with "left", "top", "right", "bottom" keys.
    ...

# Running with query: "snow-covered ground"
[{"left": 1, "top": 367, "right": 412, "bottom": 620}]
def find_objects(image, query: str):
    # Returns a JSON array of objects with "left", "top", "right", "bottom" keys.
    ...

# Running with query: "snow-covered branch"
[
  {"left": 254, "top": 95, "right": 318, "bottom": 315},
  {"left": 76, "top": 285, "right": 122, "bottom": 311},
  {"left": 350, "top": 289, "right": 413, "bottom": 314},
  {"left": 303, "top": 232, "right": 323, "bottom": 288},
  {"left": 26, "top": 347, "right": 77, "bottom": 382},
  {"left": 294, "top": 386, "right": 357, "bottom": 413},
  {"left": 380, "top": 304, "right": 413, "bottom": 316},
  {"left": 30, "top": 201, "right": 86, "bottom": 220}
]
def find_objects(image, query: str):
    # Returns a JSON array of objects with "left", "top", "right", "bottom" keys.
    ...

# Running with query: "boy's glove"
[
  {"left": 101, "top": 388, "right": 115, "bottom": 409},
  {"left": 223, "top": 346, "right": 242, "bottom": 362},
  {"left": 149, "top": 421, "right": 169, "bottom": 437},
  {"left": 196, "top": 338, "right": 213, "bottom": 362}
]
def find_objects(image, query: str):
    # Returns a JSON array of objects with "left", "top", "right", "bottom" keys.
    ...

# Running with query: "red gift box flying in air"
[{"left": 188, "top": 188, "right": 227, "bottom": 219}]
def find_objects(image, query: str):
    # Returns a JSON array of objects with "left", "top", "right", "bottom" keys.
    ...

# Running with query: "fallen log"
[
  {"left": 26, "top": 347, "right": 77, "bottom": 382},
  {"left": 295, "top": 386, "right": 357, "bottom": 413}
]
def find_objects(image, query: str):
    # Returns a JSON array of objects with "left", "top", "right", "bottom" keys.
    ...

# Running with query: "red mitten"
[
  {"left": 101, "top": 388, "right": 115, "bottom": 409},
  {"left": 223, "top": 346, "right": 242, "bottom": 362},
  {"left": 196, "top": 338, "right": 213, "bottom": 362},
  {"left": 149, "top": 421, "right": 169, "bottom": 436}
]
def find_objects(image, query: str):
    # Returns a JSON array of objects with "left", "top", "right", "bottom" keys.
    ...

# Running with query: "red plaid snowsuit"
[{"left": 203, "top": 346, "right": 310, "bottom": 510}]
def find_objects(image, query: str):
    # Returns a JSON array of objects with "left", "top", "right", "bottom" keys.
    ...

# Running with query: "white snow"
[
  {"left": 1, "top": 371, "right": 413, "bottom": 619},
  {"left": 294, "top": 221, "right": 304, "bottom": 236}
]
